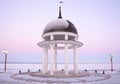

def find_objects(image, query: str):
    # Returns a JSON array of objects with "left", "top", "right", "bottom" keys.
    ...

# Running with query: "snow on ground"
[
  {"left": 0, "top": 72, "right": 41, "bottom": 84},
  {"left": 0, "top": 70, "right": 120, "bottom": 84}
]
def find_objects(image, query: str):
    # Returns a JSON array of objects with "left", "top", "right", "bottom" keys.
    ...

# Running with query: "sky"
[{"left": 0, "top": 0, "right": 120, "bottom": 63}]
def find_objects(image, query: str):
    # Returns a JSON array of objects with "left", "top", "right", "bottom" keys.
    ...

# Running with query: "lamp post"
[
  {"left": 109, "top": 54, "right": 113, "bottom": 71},
  {"left": 3, "top": 50, "right": 9, "bottom": 72}
]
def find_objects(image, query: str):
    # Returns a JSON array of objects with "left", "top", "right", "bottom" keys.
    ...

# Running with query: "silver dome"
[{"left": 43, "top": 19, "right": 78, "bottom": 35}]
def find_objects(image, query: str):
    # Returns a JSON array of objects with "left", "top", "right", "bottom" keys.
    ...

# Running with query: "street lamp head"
[
  {"left": 3, "top": 50, "right": 9, "bottom": 55},
  {"left": 109, "top": 53, "right": 113, "bottom": 58}
]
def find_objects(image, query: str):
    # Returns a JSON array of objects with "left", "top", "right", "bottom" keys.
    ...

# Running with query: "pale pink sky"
[{"left": 0, "top": 0, "right": 120, "bottom": 63}]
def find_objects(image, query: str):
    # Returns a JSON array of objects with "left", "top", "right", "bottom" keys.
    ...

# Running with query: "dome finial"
[{"left": 58, "top": 1, "right": 63, "bottom": 19}]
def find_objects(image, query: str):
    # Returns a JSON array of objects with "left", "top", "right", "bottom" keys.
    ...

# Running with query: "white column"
[
  {"left": 50, "top": 35, "right": 54, "bottom": 75},
  {"left": 55, "top": 48, "right": 57, "bottom": 71},
  {"left": 50, "top": 35, "right": 54, "bottom": 40},
  {"left": 50, "top": 44, "right": 54, "bottom": 75},
  {"left": 65, "top": 44, "right": 68, "bottom": 75},
  {"left": 53, "top": 45, "right": 55, "bottom": 72},
  {"left": 65, "top": 34, "right": 68, "bottom": 40},
  {"left": 64, "top": 34, "right": 69, "bottom": 75},
  {"left": 45, "top": 48, "right": 48, "bottom": 73},
  {"left": 42, "top": 47, "right": 48, "bottom": 74},
  {"left": 74, "top": 46, "right": 78, "bottom": 74}
]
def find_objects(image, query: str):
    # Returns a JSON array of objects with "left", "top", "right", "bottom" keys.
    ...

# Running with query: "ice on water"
[{"left": 0, "top": 64, "right": 120, "bottom": 84}]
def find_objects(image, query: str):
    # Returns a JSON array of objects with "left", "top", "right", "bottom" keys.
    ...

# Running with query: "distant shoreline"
[{"left": 0, "top": 62, "right": 119, "bottom": 64}]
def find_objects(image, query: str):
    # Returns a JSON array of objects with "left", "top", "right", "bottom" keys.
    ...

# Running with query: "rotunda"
[{"left": 38, "top": 3, "right": 83, "bottom": 75}]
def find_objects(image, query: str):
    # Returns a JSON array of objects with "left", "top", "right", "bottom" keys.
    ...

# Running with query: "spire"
[{"left": 58, "top": 1, "right": 63, "bottom": 19}]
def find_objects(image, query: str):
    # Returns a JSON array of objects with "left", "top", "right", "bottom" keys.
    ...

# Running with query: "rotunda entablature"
[
  {"left": 38, "top": 40, "right": 83, "bottom": 49},
  {"left": 42, "top": 32, "right": 79, "bottom": 41}
]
